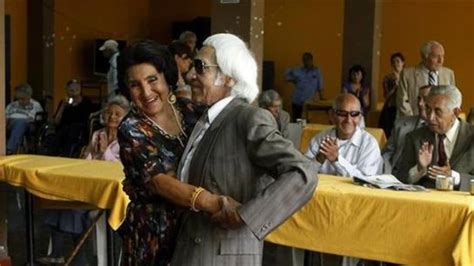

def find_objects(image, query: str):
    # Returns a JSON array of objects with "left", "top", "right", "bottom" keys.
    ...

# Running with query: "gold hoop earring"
[{"left": 168, "top": 93, "right": 176, "bottom": 105}]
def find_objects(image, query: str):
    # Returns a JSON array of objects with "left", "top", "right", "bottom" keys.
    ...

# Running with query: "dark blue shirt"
[{"left": 285, "top": 66, "right": 324, "bottom": 106}]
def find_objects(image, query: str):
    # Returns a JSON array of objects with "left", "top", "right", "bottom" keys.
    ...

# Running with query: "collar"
[
  {"left": 421, "top": 64, "right": 438, "bottom": 75},
  {"left": 332, "top": 126, "right": 363, "bottom": 148},
  {"left": 444, "top": 118, "right": 460, "bottom": 143},
  {"left": 208, "top": 96, "right": 235, "bottom": 123}
]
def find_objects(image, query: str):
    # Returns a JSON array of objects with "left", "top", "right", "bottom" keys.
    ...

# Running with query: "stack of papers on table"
[{"left": 353, "top": 175, "right": 428, "bottom": 191}]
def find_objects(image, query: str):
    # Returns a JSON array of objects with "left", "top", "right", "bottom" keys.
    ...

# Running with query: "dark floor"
[{"left": 3, "top": 182, "right": 122, "bottom": 266}]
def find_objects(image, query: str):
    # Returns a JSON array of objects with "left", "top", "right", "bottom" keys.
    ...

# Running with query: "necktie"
[
  {"left": 428, "top": 71, "right": 437, "bottom": 86},
  {"left": 437, "top": 134, "right": 447, "bottom": 166}
]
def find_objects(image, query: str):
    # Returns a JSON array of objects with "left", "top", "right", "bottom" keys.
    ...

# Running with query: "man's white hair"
[
  {"left": 203, "top": 33, "right": 259, "bottom": 103},
  {"left": 420, "top": 40, "right": 443, "bottom": 59},
  {"left": 429, "top": 85, "right": 462, "bottom": 109}
]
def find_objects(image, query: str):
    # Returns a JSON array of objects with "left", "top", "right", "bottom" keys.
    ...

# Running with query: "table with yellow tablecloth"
[
  {"left": 299, "top": 124, "right": 387, "bottom": 152},
  {"left": 0, "top": 155, "right": 128, "bottom": 230},
  {"left": 1, "top": 155, "right": 473, "bottom": 265},
  {"left": 266, "top": 175, "right": 474, "bottom": 266}
]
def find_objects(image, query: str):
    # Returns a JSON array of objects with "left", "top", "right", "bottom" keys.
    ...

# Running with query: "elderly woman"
[
  {"left": 117, "top": 40, "right": 221, "bottom": 265},
  {"left": 258, "top": 89, "right": 290, "bottom": 138},
  {"left": 83, "top": 95, "right": 130, "bottom": 161},
  {"left": 39, "top": 96, "right": 130, "bottom": 265}
]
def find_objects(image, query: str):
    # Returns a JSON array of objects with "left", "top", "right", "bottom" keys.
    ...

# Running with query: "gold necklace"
[{"left": 143, "top": 104, "right": 188, "bottom": 148}]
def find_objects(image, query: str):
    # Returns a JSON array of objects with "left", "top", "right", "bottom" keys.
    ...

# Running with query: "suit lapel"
[
  {"left": 414, "top": 64, "right": 426, "bottom": 90},
  {"left": 208, "top": 98, "right": 243, "bottom": 132},
  {"left": 188, "top": 98, "right": 243, "bottom": 185},
  {"left": 438, "top": 68, "right": 449, "bottom": 84},
  {"left": 450, "top": 120, "right": 472, "bottom": 166}
]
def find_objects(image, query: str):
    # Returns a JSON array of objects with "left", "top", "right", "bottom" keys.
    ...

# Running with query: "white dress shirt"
[
  {"left": 408, "top": 118, "right": 461, "bottom": 184},
  {"left": 179, "top": 96, "right": 235, "bottom": 182},
  {"left": 305, "top": 127, "right": 383, "bottom": 178}
]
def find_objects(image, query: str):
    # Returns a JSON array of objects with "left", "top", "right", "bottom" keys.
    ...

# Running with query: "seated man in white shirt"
[
  {"left": 6, "top": 83, "right": 43, "bottom": 154},
  {"left": 305, "top": 93, "right": 383, "bottom": 178},
  {"left": 395, "top": 85, "right": 474, "bottom": 191},
  {"left": 304, "top": 93, "right": 382, "bottom": 266}
]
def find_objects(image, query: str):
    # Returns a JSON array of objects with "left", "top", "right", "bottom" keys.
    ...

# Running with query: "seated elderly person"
[
  {"left": 83, "top": 95, "right": 130, "bottom": 161},
  {"left": 38, "top": 96, "right": 130, "bottom": 264},
  {"left": 305, "top": 93, "right": 382, "bottom": 178},
  {"left": 258, "top": 89, "right": 290, "bottom": 138},
  {"left": 304, "top": 93, "right": 382, "bottom": 266},
  {"left": 394, "top": 85, "right": 474, "bottom": 191},
  {"left": 382, "top": 85, "right": 431, "bottom": 173},
  {"left": 6, "top": 83, "right": 43, "bottom": 154}
]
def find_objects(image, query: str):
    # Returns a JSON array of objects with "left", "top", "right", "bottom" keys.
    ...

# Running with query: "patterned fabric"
[{"left": 117, "top": 101, "right": 197, "bottom": 265}]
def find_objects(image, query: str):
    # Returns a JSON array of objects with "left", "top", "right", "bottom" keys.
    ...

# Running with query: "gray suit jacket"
[
  {"left": 382, "top": 116, "right": 424, "bottom": 173},
  {"left": 172, "top": 98, "right": 318, "bottom": 266},
  {"left": 394, "top": 120, "right": 474, "bottom": 191},
  {"left": 396, "top": 63, "right": 455, "bottom": 116}
]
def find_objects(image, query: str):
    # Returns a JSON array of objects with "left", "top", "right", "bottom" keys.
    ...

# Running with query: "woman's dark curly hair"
[
  {"left": 347, "top": 64, "right": 367, "bottom": 85},
  {"left": 118, "top": 39, "right": 178, "bottom": 99}
]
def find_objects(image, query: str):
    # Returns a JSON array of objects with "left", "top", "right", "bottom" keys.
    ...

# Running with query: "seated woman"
[
  {"left": 39, "top": 96, "right": 130, "bottom": 265},
  {"left": 6, "top": 83, "right": 44, "bottom": 154},
  {"left": 83, "top": 95, "right": 130, "bottom": 161}
]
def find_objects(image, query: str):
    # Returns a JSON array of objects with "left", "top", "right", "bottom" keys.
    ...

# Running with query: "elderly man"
[
  {"left": 285, "top": 52, "right": 324, "bottom": 121},
  {"left": 172, "top": 33, "right": 318, "bottom": 266},
  {"left": 396, "top": 40, "right": 455, "bottom": 117},
  {"left": 395, "top": 85, "right": 474, "bottom": 191},
  {"left": 6, "top": 83, "right": 43, "bottom": 154},
  {"left": 99, "top": 39, "right": 120, "bottom": 99},
  {"left": 382, "top": 85, "right": 431, "bottom": 173},
  {"left": 305, "top": 94, "right": 383, "bottom": 178},
  {"left": 258, "top": 89, "right": 290, "bottom": 138},
  {"left": 304, "top": 94, "right": 382, "bottom": 266}
]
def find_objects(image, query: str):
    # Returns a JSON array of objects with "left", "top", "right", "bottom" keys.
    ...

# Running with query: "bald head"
[{"left": 333, "top": 93, "right": 361, "bottom": 112}]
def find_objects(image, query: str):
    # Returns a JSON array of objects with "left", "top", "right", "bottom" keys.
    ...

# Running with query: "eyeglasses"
[
  {"left": 335, "top": 110, "right": 361, "bottom": 117},
  {"left": 193, "top": 59, "right": 219, "bottom": 75}
]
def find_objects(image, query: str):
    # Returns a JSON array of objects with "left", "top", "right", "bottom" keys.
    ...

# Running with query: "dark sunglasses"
[
  {"left": 193, "top": 59, "right": 219, "bottom": 75},
  {"left": 335, "top": 110, "right": 361, "bottom": 117}
]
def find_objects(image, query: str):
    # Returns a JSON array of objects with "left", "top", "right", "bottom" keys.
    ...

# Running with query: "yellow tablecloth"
[
  {"left": 299, "top": 124, "right": 387, "bottom": 152},
  {"left": 0, "top": 155, "right": 128, "bottom": 230},
  {"left": 266, "top": 175, "right": 474, "bottom": 266}
]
